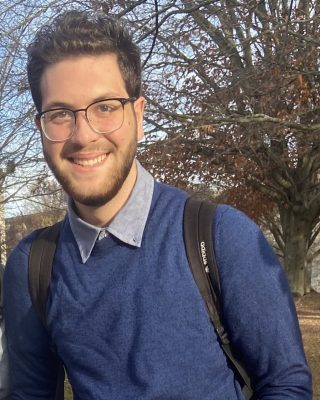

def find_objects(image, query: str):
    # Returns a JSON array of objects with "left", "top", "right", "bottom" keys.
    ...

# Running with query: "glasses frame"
[{"left": 36, "top": 97, "right": 137, "bottom": 142}]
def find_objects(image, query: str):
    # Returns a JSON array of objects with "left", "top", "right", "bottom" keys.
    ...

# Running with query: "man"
[{"left": 4, "top": 10, "right": 312, "bottom": 399}]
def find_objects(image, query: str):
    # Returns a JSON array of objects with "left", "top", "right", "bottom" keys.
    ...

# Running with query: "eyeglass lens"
[{"left": 41, "top": 99, "right": 125, "bottom": 141}]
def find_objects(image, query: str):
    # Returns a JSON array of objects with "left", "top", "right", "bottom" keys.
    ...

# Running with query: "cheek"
[
  {"left": 42, "top": 140, "right": 63, "bottom": 159},
  {"left": 112, "top": 122, "right": 137, "bottom": 147},
  {"left": 109, "top": 136, "right": 128, "bottom": 149}
]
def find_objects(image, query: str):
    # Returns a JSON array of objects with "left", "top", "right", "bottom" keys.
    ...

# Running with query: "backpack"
[
  {"left": 28, "top": 197, "right": 254, "bottom": 400},
  {"left": 0, "top": 265, "right": 10, "bottom": 400}
]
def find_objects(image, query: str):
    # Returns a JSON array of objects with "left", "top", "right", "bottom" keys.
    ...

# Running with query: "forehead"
[{"left": 40, "top": 54, "right": 128, "bottom": 108}]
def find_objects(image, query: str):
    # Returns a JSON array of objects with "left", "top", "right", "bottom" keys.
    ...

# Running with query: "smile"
[{"left": 73, "top": 154, "right": 107, "bottom": 167}]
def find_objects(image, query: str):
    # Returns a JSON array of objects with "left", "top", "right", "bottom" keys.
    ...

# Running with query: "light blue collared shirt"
[{"left": 67, "top": 160, "right": 154, "bottom": 263}]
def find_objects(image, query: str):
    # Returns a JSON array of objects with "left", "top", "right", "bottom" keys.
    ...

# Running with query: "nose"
[{"left": 69, "top": 110, "right": 101, "bottom": 146}]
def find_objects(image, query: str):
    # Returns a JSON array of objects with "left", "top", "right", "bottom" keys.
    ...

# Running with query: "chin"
[
  {"left": 72, "top": 191, "right": 119, "bottom": 207},
  {"left": 67, "top": 175, "right": 126, "bottom": 207},
  {"left": 44, "top": 145, "right": 136, "bottom": 209}
]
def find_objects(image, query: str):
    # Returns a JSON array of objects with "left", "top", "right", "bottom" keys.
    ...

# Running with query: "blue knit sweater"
[{"left": 4, "top": 182, "right": 312, "bottom": 399}]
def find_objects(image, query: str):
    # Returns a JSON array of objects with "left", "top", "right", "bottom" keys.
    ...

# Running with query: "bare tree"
[
  {"left": 5, "top": 177, "right": 66, "bottom": 256},
  {"left": 0, "top": 0, "right": 158, "bottom": 246},
  {"left": 0, "top": 0, "right": 101, "bottom": 212},
  {"left": 136, "top": 0, "right": 320, "bottom": 295},
  {"left": 2, "top": 0, "right": 320, "bottom": 295}
]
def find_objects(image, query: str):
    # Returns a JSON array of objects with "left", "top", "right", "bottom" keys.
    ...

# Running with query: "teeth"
[{"left": 73, "top": 154, "right": 106, "bottom": 166}]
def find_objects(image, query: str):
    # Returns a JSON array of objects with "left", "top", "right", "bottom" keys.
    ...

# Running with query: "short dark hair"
[{"left": 27, "top": 10, "right": 142, "bottom": 112}]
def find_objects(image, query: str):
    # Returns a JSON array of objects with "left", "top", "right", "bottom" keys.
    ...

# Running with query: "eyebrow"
[{"left": 43, "top": 101, "right": 74, "bottom": 110}]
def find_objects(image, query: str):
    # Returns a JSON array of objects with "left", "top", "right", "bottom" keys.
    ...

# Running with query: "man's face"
[{"left": 36, "top": 54, "right": 145, "bottom": 209}]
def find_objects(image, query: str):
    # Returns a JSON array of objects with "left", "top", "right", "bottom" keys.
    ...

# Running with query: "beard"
[{"left": 44, "top": 140, "right": 137, "bottom": 208}]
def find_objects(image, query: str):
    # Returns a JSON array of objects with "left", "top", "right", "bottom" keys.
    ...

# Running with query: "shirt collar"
[{"left": 68, "top": 160, "right": 154, "bottom": 263}]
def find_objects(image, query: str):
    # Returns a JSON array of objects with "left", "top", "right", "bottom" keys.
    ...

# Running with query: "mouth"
[{"left": 72, "top": 154, "right": 107, "bottom": 167}]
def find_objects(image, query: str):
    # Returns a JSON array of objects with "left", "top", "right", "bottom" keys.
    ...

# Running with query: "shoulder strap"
[
  {"left": 183, "top": 197, "right": 254, "bottom": 400},
  {"left": 28, "top": 221, "right": 65, "bottom": 400},
  {"left": 183, "top": 198, "right": 221, "bottom": 324},
  {"left": 28, "top": 222, "right": 61, "bottom": 328}
]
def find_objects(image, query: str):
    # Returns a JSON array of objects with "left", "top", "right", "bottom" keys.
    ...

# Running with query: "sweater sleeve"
[
  {"left": 214, "top": 205, "right": 312, "bottom": 399},
  {"left": 3, "top": 236, "right": 59, "bottom": 399}
]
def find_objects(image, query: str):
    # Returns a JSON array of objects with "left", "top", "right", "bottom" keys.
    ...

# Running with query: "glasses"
[{"left": 36, "top": 97, "right": 137, "bottom": 142}]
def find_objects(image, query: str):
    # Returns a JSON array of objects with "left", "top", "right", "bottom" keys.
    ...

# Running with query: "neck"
[{"left": 73, "top": 161, "right": 137, "bottom": 227}]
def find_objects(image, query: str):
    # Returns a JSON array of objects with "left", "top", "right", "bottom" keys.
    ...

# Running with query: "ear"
[
  {"left": 133, "top": 96, "right": 145, "bottom": 141},
  {"left": 34, "top": 117, "right": 45, "bottom": 147},
  {"left": 34, "top": 116, "right": 42, "bottom": 131}
]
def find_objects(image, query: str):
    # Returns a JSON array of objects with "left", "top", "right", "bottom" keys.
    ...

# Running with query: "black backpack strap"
[
  {"left": 183, "top": 197, "right": 254, "bottom": 400},
  {"left": 28, "top": 221, "right": 65, "bottom": 400},
  {"left": 29, "top": 222, "right": 61, "bottom": 327}
]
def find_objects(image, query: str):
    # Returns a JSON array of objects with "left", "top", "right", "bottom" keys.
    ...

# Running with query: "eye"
[
  {"left": 97, "top": 104, "right": 112, "bottom": 113},
  {"left": 91, "top": 100, "right": 122, "bottom": 116},
  {"left": 94, "top": 102, "right": 115, "bottom": 114},
  {"left": 45, "top": 109, "right": 72, "bottom": 123}
]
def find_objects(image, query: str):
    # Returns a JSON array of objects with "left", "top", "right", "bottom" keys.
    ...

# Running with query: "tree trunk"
[
  {"left": 304, "top": 261, "right": 312, "bottom": 294},
  {"left": 280, "top": 206, "right": 311, "bottom": 296}
]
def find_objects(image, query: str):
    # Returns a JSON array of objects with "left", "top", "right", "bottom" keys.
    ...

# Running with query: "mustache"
[{"left": 60, "top": 143, "right": 115, "bottom": 157}]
